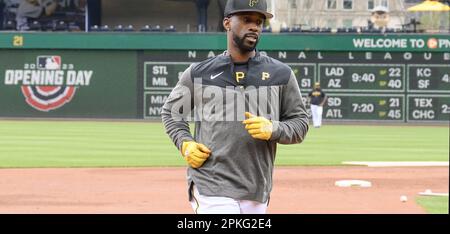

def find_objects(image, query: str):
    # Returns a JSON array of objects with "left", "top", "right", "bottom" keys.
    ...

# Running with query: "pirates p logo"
[
  {"left": 262, "top": 72, "right": 270, "bottom": 80},
  {"left": 236, "top": 72, "right": 245, "bottom": 83},
  {"left": 249, "top": 0, "right": 259, "bottom": 7}
]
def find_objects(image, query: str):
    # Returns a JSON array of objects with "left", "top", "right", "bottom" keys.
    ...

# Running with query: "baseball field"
[{"left": 0, "top": 120, "right": 448, "bottom": 213}]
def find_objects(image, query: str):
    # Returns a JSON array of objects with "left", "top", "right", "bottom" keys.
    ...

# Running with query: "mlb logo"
[{"left": 37, "top": 56, "right": 61, "bottom": 70}]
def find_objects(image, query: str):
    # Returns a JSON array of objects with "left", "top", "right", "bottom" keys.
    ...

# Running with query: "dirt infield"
[{"left": 0, "top": 166, "right": 448, "bottom": 214}]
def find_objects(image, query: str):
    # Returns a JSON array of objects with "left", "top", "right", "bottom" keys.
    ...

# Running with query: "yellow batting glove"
[
  {"left": 181, "top": 141, "right": 211, "bottom": 168},
  {"left": 242, "top": 112, "right": 273, "bottom": 141}
]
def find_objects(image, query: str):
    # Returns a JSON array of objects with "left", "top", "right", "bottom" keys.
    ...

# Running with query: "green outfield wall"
[{"left": 0, "top": 33, "right": 449, "bottom": 122}]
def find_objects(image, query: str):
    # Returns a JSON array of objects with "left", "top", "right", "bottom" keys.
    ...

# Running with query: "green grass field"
[
  {"left": 0, "top": 120, "right": 448, "bottom": 213},
  {"left": 416, "top": 196, "right": 449, "bottom": 214},
  {"left": 0, "top": 120, "right": 448, "bottom": 168}
]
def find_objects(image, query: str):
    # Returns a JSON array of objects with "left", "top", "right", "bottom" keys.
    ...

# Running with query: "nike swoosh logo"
[{"left": 210, "top": 71, "right": 224, "bottom": 80}]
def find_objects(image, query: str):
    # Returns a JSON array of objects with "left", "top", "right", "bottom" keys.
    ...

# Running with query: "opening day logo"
[{"left": 3, "top": 55, "right": 93, "bottom": 112}]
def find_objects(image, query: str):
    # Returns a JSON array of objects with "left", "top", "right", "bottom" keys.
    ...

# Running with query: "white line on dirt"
[{"left": 342, "top": 161, "right": 449, "bottom": 167}]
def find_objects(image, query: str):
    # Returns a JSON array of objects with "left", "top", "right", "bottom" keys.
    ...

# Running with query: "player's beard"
[{"left": 233, "top": 33, "right": 259, "bottom": 53}]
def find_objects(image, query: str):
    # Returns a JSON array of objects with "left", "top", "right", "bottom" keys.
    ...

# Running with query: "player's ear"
[{"left": 223, "top": 17, "right": 231, "bottom": 31}]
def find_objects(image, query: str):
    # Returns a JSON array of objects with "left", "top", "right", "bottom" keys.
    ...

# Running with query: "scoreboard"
[
  {"left": 142, "top": 51, "right": 450, "bottom": 123},
  {"left": 408, "top": 65, "right": 450, "bottom": 92},
  {"left": 320, "top": 94, "right": 405, "bottom": 121},
  {"left": 2, "top": 33, "right": 448, "bottom": 122},
  {"left": 408, "top": 95, "right": 450, "bottom": 122},
  {"left": 318, "top": 64, "right": 405, "bottom": 92}
]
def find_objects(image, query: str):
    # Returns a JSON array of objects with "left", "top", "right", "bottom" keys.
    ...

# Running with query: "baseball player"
[
  {"left": 308, "top": 82, "right": 327, "bottom": 128},
  {"left": 162, "top": 0, "right": 309, "bottom": 214}
]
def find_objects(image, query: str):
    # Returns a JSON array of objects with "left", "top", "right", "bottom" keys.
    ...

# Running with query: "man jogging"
[{"left": 162, "top": 0, "right": 309, "bottom": 214}]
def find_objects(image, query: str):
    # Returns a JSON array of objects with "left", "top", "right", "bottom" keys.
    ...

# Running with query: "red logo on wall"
[
  {"left": 21, "top": 86, "right": 77, "bottom": 112},
  {"left": 21, "top": 56, "right": 76, "bottom": 112}
]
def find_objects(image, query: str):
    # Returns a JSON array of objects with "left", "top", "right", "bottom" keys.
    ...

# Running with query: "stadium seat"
[
  {"left": 337, "top": 27, "right": 359, "bottom": 33},
  {"left": 361, "top": 27, "right": 384, "bottom": 33},
  {"left": 140, "top": 25, "right": 152, "bottom": 32},
  {"left": 165, "top": 25, "right": 176, "bottom": 32},
  {"left": 320, "top": 28, "right": 332, "bottom": 33},
  {"left": 100, "top": 25, "right": 111, "bottom": 32},
  {"left": 114, "top": 25, "right": 124, "bottom": 32},
  {"left": 385, "top": 28, "right": 399, "bottom": 33},
  {"left": 348, "top": 27, "right": 359, "bottom": 33},
  {"left": 3, "top": 20, "right": 16, "bottom": 30},
  {"left": 361, "top": 27, "right": 370, "bottom": 33},
  {"left": 291, "top": 26, "right": 301, "bottom": 33},
  {"left": 309, "top": 27, "right": 320, "bottom": 33},
  {"left": 262, "top": 26, "right": 272, "bottom": 33},
  {"left": 54, "top": 21, "right": 68, "bottom": 31},
  {"left": 124, "top": 25, "right": 134, "bottom": 32},
  {"left": 337, "top": 28, "right": 347, "bottom": 33},
  {"left": 90, "top": 25, "right": 100, "bottom": 32},
  {"left": 371, "top": 29, "right": 382, "bottom": 33},
  {"left": 280, "top": 27, "right": 290, "bottom": 33},
  {"left": 151, "top": 25, "right": 162, "bottom": 32},
  {"left": 67, "top": 22, "right": 81, "bottom": 32},
  {"left": 41, "top": 21, "right": 54, "bottom": 31},
  {"left": 29, "top": 21, "right": 42, "bottom": 31}
]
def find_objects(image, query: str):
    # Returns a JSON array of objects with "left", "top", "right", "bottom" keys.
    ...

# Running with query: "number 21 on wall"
[{"left": 13, "top": 35, "right": 24, "bottom": 47}]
